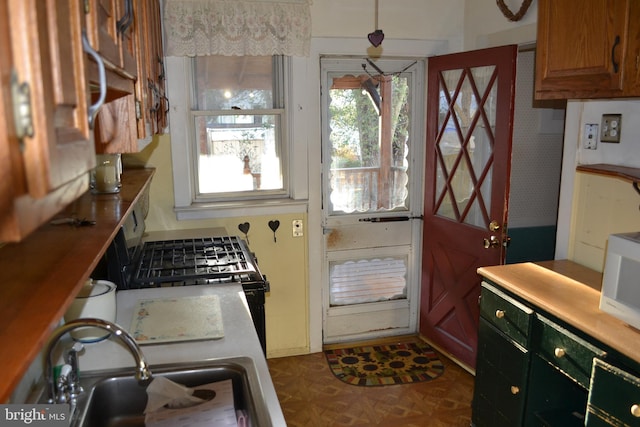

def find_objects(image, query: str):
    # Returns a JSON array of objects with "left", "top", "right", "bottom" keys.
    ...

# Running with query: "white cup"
[{"left": 64, "top": 279, "right": 117, "bottom": 343}]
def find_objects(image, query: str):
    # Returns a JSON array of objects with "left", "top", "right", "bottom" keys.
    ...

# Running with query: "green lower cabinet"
[
  {"left": 472, "top": 318, "right": 530, "bottom": 427},
  {"left": 586, "top": 358, "right": 640, "bottom": 427},
  {"left": 475, "top": 278, "right": 640, "bottom": 427},
  {"left": 524, "top": 355, "right": 588, "bottom": 426}
]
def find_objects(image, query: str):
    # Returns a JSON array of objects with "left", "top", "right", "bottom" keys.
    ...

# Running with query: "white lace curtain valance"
[{"left": 163, "top": 0, "right": 312, "bottom": 57}]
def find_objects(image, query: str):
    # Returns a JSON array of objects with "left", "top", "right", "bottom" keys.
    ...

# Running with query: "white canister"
[{"left": 64, "top": 279, "right": 117, "bottom": 343}]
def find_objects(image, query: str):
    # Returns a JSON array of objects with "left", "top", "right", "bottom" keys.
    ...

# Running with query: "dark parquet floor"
[{"left": 267, "top": 337, "right": 475, "bottom": 427}]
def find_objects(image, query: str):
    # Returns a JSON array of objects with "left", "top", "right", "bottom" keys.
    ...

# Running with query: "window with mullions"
[{"left": 190, "top": 55, "right": 287, "bottom": 199}]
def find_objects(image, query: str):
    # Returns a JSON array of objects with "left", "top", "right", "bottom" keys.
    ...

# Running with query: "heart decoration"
[
  {"left": 238, "top": 222, "right": 250, "bottom": 235},
  {"left": 238, "top": 222, "right": 251, "bottom": 244},
  {"left": 496, "top": 0, "right": 533, "bottom": 22},
  {"left": 368, "top": 29, "right": 385, "bottom": 48},
  {"left": 268, "top": 220, "right": 280, "bottom": 233},
  {"left": 268, "top": 220, "right": 280, "bottom": 243}
]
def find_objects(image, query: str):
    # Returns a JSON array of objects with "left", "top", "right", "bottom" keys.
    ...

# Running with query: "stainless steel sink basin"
[{"left": 44, "top": 357, "right": 272, "bottom": 427}]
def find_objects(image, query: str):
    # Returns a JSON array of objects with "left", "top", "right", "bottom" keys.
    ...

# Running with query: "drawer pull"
[
  {"left": 554, "top": 348, "right": 566, "bottom": 358},
  {"left": 510, "top": 386, "right": 520, "bottom": 395},
  {"left": 495, "top": 309, "right": 505, "bottom": 319},
  {"left": 632, "top": 404, "right": 640, "bottom": 418}
]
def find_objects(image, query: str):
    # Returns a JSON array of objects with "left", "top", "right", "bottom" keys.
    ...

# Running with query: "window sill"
[{"left": 175, "top": 198, "right": 308, "bottom": 220}]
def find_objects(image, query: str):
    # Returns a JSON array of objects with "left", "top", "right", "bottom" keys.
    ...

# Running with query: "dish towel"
[{"left": 145, "top": 378, "right": 239, "bottom": 427}]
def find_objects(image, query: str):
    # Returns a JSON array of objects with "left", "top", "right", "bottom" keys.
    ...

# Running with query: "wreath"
[{"left": 496, "top": 0, "right": 533, "bottom": 22}]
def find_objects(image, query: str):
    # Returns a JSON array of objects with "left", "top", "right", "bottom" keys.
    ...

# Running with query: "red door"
[{"left": 420, "top": 45, "right": 517, "bottom": 369}]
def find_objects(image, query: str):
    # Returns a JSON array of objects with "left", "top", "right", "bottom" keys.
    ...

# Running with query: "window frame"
[{"left": 166, "top": 55, "right": 308, "bottom": 220}]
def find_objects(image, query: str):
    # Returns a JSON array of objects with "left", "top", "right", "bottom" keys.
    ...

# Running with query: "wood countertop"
[
  {"left": 478, "top": 260, "right": 640, "bottom": 365},
  {"left": 0, "top": 168, "right": 155, "bottom": 403}
]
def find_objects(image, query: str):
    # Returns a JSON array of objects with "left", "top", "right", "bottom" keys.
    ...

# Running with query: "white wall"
[
  {"left": 508, "top": 50, "right": 564, "bottom": 228},
  {"left": 463, "top": 0, "right": 538, "bottom": 49},
  {"left": 311, "top": 0, "right": 465, "bottom": 48}
]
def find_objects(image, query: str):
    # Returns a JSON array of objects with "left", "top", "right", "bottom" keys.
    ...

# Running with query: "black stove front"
[{"left": 98, "top": 219, "right": 268, "bottom": 354}]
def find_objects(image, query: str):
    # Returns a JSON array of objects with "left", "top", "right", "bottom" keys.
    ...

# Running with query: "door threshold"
[{"left": 322, "top": 334, "right": 420, "bottom": 351}]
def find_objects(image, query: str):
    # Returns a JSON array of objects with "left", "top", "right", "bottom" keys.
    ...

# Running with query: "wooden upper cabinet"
[
  {"left": 536, "top": 0, "right": 640, "bottom": 99},
  {"left": 8, "top": 0, "right": 94, "bottom": 198},
  {"left": 2, "top": 0, "right": 94, "bottom": 241},
  {"left": 133, "top": 0, "right": 167, "bottom": 141},
  {"left": 85, "top": 0, "right": 137, "bottom": 79},
  {"left": 93, "top": 0, "right": 165, "bottom": 153}
]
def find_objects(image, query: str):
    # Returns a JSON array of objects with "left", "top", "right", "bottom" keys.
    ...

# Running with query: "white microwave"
[{"left": 600, "top": 232, "right": 640, "bottom": 330}]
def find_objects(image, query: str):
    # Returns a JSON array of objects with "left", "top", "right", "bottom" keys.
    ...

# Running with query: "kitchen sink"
[{"left": 40, "top": 357, "right": 272, "bottom": 427}]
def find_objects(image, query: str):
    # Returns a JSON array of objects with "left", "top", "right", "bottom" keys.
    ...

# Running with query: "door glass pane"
[
  {"left": 329, "top": 256, "right": 407, "bottom": 306},
  {"left": 328, "top": 73, "right": 410, "bottom": 214},
  {"left": 434, "top": 66, "right": 497, "bottom": 227}
]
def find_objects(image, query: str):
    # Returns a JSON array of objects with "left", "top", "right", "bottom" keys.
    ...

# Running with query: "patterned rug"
[{"left": 324, "top": 340, "right": 445, "bottom": 386}]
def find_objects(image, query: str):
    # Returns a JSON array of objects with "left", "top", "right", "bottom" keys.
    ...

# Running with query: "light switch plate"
[
  {"left": 601, "top": 114, "right": 622, "bottom": 143},
  {"left": 583, "top": 123, "right": 598, "bottom": 150},
  {"left": 292, "top": 219, "right": 303, "bottom": 237}
]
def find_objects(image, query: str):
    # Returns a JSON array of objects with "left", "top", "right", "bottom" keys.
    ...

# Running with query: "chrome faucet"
[{"left": 44, "top": 318, "right": 152, "bottom": 406}]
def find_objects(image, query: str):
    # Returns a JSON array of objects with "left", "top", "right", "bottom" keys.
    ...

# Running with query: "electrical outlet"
[
  {"left": 583, "top": 123, "right": 598, "bottom": 150},
  {"left": 601, "top": 114, "right": 622, "bottom": 143},
  {"left": 292, "top": 219, "right": 303, "bottom": 237}
]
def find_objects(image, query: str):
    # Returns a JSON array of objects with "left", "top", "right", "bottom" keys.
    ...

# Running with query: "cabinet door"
[
  {"left": 117, "top": 0, "right": 137, "bottom": 78},
  {"left": 536, "top": 0, "right": 632, "bottom": 99},
  {"left": 94, "top": 95, "right": 137, "bottom": 154},
  {"left": 86, "top": 0, "right": 136, "bottom": 78},
  {"left": 8, "top": 0, "right": 94, "bottom": 198},
  {"left": 473, "top": 318, "right": 530, "bottom": 427},
  {"left": 86, "top": 0, "right": 120, "bottom": 69},
  {"left": 133, "top": 0, "right": 165, "bottom": 140},
  {"left": 586, "top": 358, "right": 640, "bottom": 426}
]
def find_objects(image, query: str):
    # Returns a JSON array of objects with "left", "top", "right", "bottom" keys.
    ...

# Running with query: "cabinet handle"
[
  {"left": 81, "top": 31, "right": 106, "bottom": 129},
  {"left": 611, "top": 35, "right": 621, "bottom": 73},
  {"left": 631, "top": 404, "right": 640, "bottom": 418},
  {"left": 510, "top": 386, "right": 520, "bottom": 395},
  {"left": 495, "top": 310, "right": 505, "bottom": 319},
  {"left": 554, "top": 347, "right": 566, "bottom": 358},
  {"left": 117, "top": 0, "right": 133, "bottom": 35}
]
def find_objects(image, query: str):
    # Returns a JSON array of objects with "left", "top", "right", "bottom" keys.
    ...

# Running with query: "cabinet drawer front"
[
  {"left": 586, "top": 358, "right": 640, "bottom": 427},
  {"left": 536, "top": 316, "right": 607, "bottom": 388},
  {"left": 480, "top": 282, "right": 533, "bottom": 347}
]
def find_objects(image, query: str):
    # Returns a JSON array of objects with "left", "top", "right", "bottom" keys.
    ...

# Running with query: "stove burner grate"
[{"left": 133, "top": 236, "right": 261, "bottom": 285}]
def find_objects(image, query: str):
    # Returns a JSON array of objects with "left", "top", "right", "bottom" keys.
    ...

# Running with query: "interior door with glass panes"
[{"left": 320, "top": 57, "right": 425, "bottom": 343}]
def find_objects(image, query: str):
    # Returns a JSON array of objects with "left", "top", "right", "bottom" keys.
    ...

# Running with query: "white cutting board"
[{"left": 130, "top": 295, "right": 224, "bottom": 344}]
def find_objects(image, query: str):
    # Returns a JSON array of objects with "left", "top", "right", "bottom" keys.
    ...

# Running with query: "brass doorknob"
[
  {"left": 554, "top": 348, "right": 566, "bottom": 358},
  {"left": 495, "top": 310, "right": 505, "bottom": 319},
  {"left": 483, "top": 236, "right": 500, "bottom": 248},
  {"left": 631, "top": 404, "right": 640, "bottom": 417},
  {"left": 489, "top": 220, "right": 501, "bottom": 231},
  {"left": 510, "top": 386, "right": 520, "bottom": 395}
]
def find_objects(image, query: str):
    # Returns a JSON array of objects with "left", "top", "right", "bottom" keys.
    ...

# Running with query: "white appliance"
[{"left": 600, "top": 232, "right": 640, "bottom": 330}]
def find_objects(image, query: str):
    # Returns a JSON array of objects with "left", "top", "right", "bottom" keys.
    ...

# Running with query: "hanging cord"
[
  {"left": 496, "top": 0, "right": 533, "bottom": 21},
  {"left": 374, "top": 0, "right": 379, "bottom": 29},
  {"left": 361, "top": 59, "right": 417, "bottom": 79}
]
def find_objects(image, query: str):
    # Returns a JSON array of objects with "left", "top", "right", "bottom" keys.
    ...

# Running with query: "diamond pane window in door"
[
  {"left": 434, "top": 65, "right": 497, "bottom": 227},
  {"left": 328, "top": 74, "right": 410, "bottom": 214},
  {"left": 329, "top": 256, "right": 407, "bottom": 306}
]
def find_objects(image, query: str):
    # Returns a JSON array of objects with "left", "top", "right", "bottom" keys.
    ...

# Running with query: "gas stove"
[
  {"left": 132, "top": 236, "right": 267, "bottom": 289},
  {"left": 95, "top": 204, "right": 269, "bottom": 354}
]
